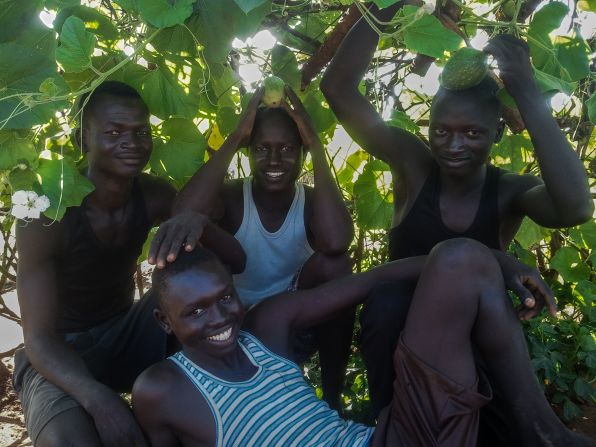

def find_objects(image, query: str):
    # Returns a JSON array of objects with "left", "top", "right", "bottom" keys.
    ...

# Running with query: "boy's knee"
[
  {"left": 300, "top": 252, "right": 352, "bottom": 287},
  {"left": 429, "top": 238, "right": 498, "bottom": 276}
]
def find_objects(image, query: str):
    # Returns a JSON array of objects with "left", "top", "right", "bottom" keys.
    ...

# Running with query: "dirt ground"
[{"left": 1, "top": 352, "right": 594, "bottom": 447}]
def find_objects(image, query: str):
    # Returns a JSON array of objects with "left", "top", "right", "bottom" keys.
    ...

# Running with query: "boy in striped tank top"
[
  {"left": 149, "top": 86, "right": 354, "bottom": 410},
  {"left": 132, "top": 243, "right": 592, "bottom": 446}
]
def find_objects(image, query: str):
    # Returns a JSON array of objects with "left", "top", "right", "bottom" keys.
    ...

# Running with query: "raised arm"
[
  {"left": 246, "top": 255, "right": 425, "bottom": 357},
  {"left": 16, "top": 219, "right": 147, "bottom": 447},
  {"left": 173, "top": 88, "right": 264, "bottom": 217},
  {"left": 282, "top": 86, "right": 353, "bottom": 253},
  {"left": 485, "top": 35, "right": 593, "bottom": 227},
  {"left": 320, "top": 3, "right": 429, "bottom": 174}
]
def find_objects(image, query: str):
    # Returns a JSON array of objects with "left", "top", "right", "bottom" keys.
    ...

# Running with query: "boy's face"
[
  {"left": 83, "top": 94, "right": 152, "bottom": 178},
  {"left": 156, "top": 261, "right": 244, "bottom": 359},
  {"left": 249, "top": 114, "right": 303, "bottom": 192},
  {"left": 428, "top": 92, "right": 502, "bottom": 176}
]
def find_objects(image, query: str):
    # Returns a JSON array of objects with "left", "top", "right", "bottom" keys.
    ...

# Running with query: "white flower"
[
  {"left": 422, "top": 1, "right": 436, "bottom": 13},
  {"left": 10, "top": 190, "right": 51, "bottom": 220}
]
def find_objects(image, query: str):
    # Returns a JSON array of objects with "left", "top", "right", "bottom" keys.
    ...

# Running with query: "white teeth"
[
  {"left": 265, "top": 171, "right": 284, "bottom": 178},
  {"left": 207, "top": 327, "right": 232, "bottom": 342}
]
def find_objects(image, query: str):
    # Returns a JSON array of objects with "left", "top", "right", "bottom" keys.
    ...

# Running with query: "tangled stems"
[{"left": 0, "top": 27, "right": 162, "bottom": 130}]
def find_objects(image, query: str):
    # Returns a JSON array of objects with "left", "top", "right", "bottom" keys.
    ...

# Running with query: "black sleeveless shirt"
[
  {"left": 389, "top": 163, "right": 504, "bottom": 260},
  {"left": 54, "top": 181, "right": 152, "bottom": 332}
]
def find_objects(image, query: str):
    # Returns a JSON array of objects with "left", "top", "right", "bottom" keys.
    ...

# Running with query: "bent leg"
[
  {"left": 298, "top": 251, "right": 355, "bottom": 411},
  {"left": 360, "top": 280, "right": 415, "bottom": 417},
  {"left": 36, "top": 407, "right": 101, "bottom": 447},
  {"left": 374, "top": 239, "right": 501, "bottom": 447},
  {"left": 17, "top": 366, "right": 101, "bottom": 446}
]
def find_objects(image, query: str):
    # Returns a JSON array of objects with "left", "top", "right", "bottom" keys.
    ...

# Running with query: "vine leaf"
[
  {"left": 124, "top": 63, "right": 200, "bottom": 120},
  {"left": 56, "top": 16, "right": 96, "bottom": 73},
  {"left": 137, "top": 0, "right": 194, "bottom": 28},
  {"left": 550, "top": 247, "right": 590, "bottom": 283},
  {"left": 233, "top": 0, "right": 268, "bottom": 14},
  {"left": 0, "top": 42, "right": 64, "bottom": 129},
  {"left": 150, "top": 118, "right": 206, "bottom": 187},
  {"left": 0, "top": 131, "right": 38, "bottom": 170},
  {"left": 399, "top": 6, "right": 462, "bottom": 58},
  {"left": 353, "top": 161, "right": 393, "bottom": 230},
  {"left": 372, "top": 0, "right": 401, "bottom": 7},
  {"left": 194, "top": 0, "right": 270, "bottom": 65},
  {"left": 36, "top": 158, "right": 95, "bottom": 221},
  {"left": 386, "top": 110, "right": 419, "bottom": 134},
  {"left": 54, "top": 6, "right": 120, "bottom": 41}
]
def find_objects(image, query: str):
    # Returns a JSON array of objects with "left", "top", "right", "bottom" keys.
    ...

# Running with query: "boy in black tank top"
[
  {"left": 322, "top": 5, "right": 592, "bottom": 445},
  {"left": 13, "top": 81, "right": 245, "bottom": 446}
]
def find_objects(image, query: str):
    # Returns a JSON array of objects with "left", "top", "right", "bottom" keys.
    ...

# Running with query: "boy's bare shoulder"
[
  {"left": 137, "top": 173, "right": 176, "bottom": 222},
  {"left": 133, "top": 359, "right": 181, "bottom": 403}
]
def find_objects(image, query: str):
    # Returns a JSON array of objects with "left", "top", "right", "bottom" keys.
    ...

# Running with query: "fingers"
[
  {"left": 154, "top": 224, "right": 183, "bottom": 268},
  {"left": 148, "top": 227, "right": 167, "bottom": 265}
]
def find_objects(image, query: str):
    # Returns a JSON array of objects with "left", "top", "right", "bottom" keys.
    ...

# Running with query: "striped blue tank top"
[{"left": 169, "top": 332, "right": 374, "bottom": 447}]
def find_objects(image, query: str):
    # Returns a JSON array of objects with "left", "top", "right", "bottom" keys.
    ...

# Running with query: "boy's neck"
[
  {"left": 251, "top": 181, "right": 296, "bottom": 214},
  {"left": 183, "top": 341, "right": 257, "bottom": 382},
  {"left": 439, "top": 164, "right": 487, "bottom": 197},
  {"left": 86, "top": 168, "right": 135, "bottom": 210}
]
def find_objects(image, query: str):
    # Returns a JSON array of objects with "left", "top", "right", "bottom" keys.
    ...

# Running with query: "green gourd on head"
[
  {"left": 440, "top": 47, "right": 489, "bottom": 91},
  {"left": 262, "top": 75, "right": 286, "bottom": 107}
]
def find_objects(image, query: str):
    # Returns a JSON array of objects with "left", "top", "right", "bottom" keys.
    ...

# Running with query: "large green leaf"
[
  {"left": 271, "top": 45, "right": 301, "bottom": 91},
  {"left": 0, "top": 0, "right": 43, "bottom": 43},
  {"left": 515, "top": 217, "right": 548, "bottom": 249},
  {"left": 550, "top": 247, "right": 591, "bottom": 283},
  {"left": 124, "top": 63, "right": 200, "bottom": 120},
  {"left": 373, "top": 0, "right": 401, "bottom": 6},
  {"left": 551, "top": 35, "right": 590, "bottom": 82},
  {"left": 216, "top": 106, "right": 240, "bottom": 136},
  {"left": 386, "top": 110, "right": 419, "bottom": 134},
  {"left": 302, "top": 89, "right": 336, "bottom": 134},
  {"left": 528, "top": 2, "right": 568, "bottom": 37},
  {"left": 353, "top": 162, "right": 393, "bottom": 230},
  {"left": 194, "top": 0, "right": 270, "bottom": 65},
  {"left": 533, "top": 68, "right": 575, "bottom": 96},
  {"left": 35, "top": 158, "right": 95, "bottom": 221},
  {"left": 492, "top": 133, "right": 533, "bottom": 173},
  {"left": 56, "top": 16, "right": 97, "bottom": 73},
  {"left": 0, "top": 42, "right": 65, "bottom": 129},
  {"left": 150, "top": 15, "right": 202, "bottom": 58},
  {"left": 0, "top": 131, "right": 38, "bottom": 170},
  {"left": 399, "top": 6, "right": 462, "bottom": 58},
  {"left": 234, "top": 0, "right": 269, "bottom": 14},
  {"left": 137, "top": 0, "right": 194, "bottom": 28},
  {"left": 150, "top": 118, "right": 206, "bottom": 186},
  {"left": 54, "top": 6, "right": 120, "bottom": 41}
]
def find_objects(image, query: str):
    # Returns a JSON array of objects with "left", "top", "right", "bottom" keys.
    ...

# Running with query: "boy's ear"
[
  {"left": 154, "top": 308, "right": 173, "bottom": 335},
  {"left": 494, "top": 119, "right": 506, "bottom": 143}
]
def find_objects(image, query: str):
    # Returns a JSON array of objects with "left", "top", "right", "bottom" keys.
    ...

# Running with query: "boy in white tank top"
[{"left": 150, "top": 86, "right": 354, "bottom": 410}]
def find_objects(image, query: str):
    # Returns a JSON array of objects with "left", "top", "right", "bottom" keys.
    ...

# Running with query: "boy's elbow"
[
  {"left": 320, "top": 75, "right": 340, "bottom": 101},
  {"left": 571, "top": 200, "right": 594, "bottom": 226}
]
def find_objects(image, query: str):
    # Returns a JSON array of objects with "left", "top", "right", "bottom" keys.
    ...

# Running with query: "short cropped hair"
[
  {"left": 433, "top": 75, "right": 502, "bottom": 115},
  {"left": 250, "top": 107, "right": 303, "bottom": 148},
  {"left": 151, "top": 247, "right": 221, "bottom": 309},
  {"left": 75, "top": 80, "right": 145, "bottom": 126}
]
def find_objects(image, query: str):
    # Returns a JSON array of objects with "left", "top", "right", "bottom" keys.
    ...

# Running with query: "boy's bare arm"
[
  {"left": 173, "top": 89, "right": 264, "bottom": 217},
  {"left": 485, "top": 35, "right": 593, "bottom": 227},
  {"left": 282, "top": 87, "right": 353, "bottom": 253},
  {"left": 133, "top": 363, "right": 215, "bottom": 447},
  {"left": 17, "top": 219, "right": 147, "bottom": 447},
  {"left": 321, "top": 3, "right": 430, "bottom": 178}
]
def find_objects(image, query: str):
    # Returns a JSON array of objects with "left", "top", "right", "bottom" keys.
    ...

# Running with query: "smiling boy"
[
  {"left": 151, "top": 86, "right": 354, "bottom": 409},
  {"left": 132, "top": 242, "right": 595, "bottom": 447},
  {"left": 13, "top": 81, "right": 244, "bottom": 446},
  {"left": 320, "top": 4, "right": 593, "bottom": 434}
]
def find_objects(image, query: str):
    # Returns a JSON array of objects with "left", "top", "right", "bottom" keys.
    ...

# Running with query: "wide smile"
[
  {"left": 263, "top": 170, "right": 286, "bottom": 180},
  {"left": 206, "top": 326, "right": 233, "bottom": 343}
]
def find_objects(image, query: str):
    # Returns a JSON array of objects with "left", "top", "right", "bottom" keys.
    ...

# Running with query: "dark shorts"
[
  {"left": 12, "top": 290, "right": 167, "bottom": 443},
  {"left": 371, "top": 337, "right": 492, "bottom": 447}
]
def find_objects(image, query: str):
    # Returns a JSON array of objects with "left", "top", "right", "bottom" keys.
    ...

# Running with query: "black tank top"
[
  {"left": 54, "top": 180, "right": 152, "bottom": 332},
  {"left": 389, "top": 163, "right": 504, "bottom": 260}
]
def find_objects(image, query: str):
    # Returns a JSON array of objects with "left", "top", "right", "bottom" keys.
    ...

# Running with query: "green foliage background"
[{"left": 0, "top": 0, "right": 594, "bottom": 421}]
